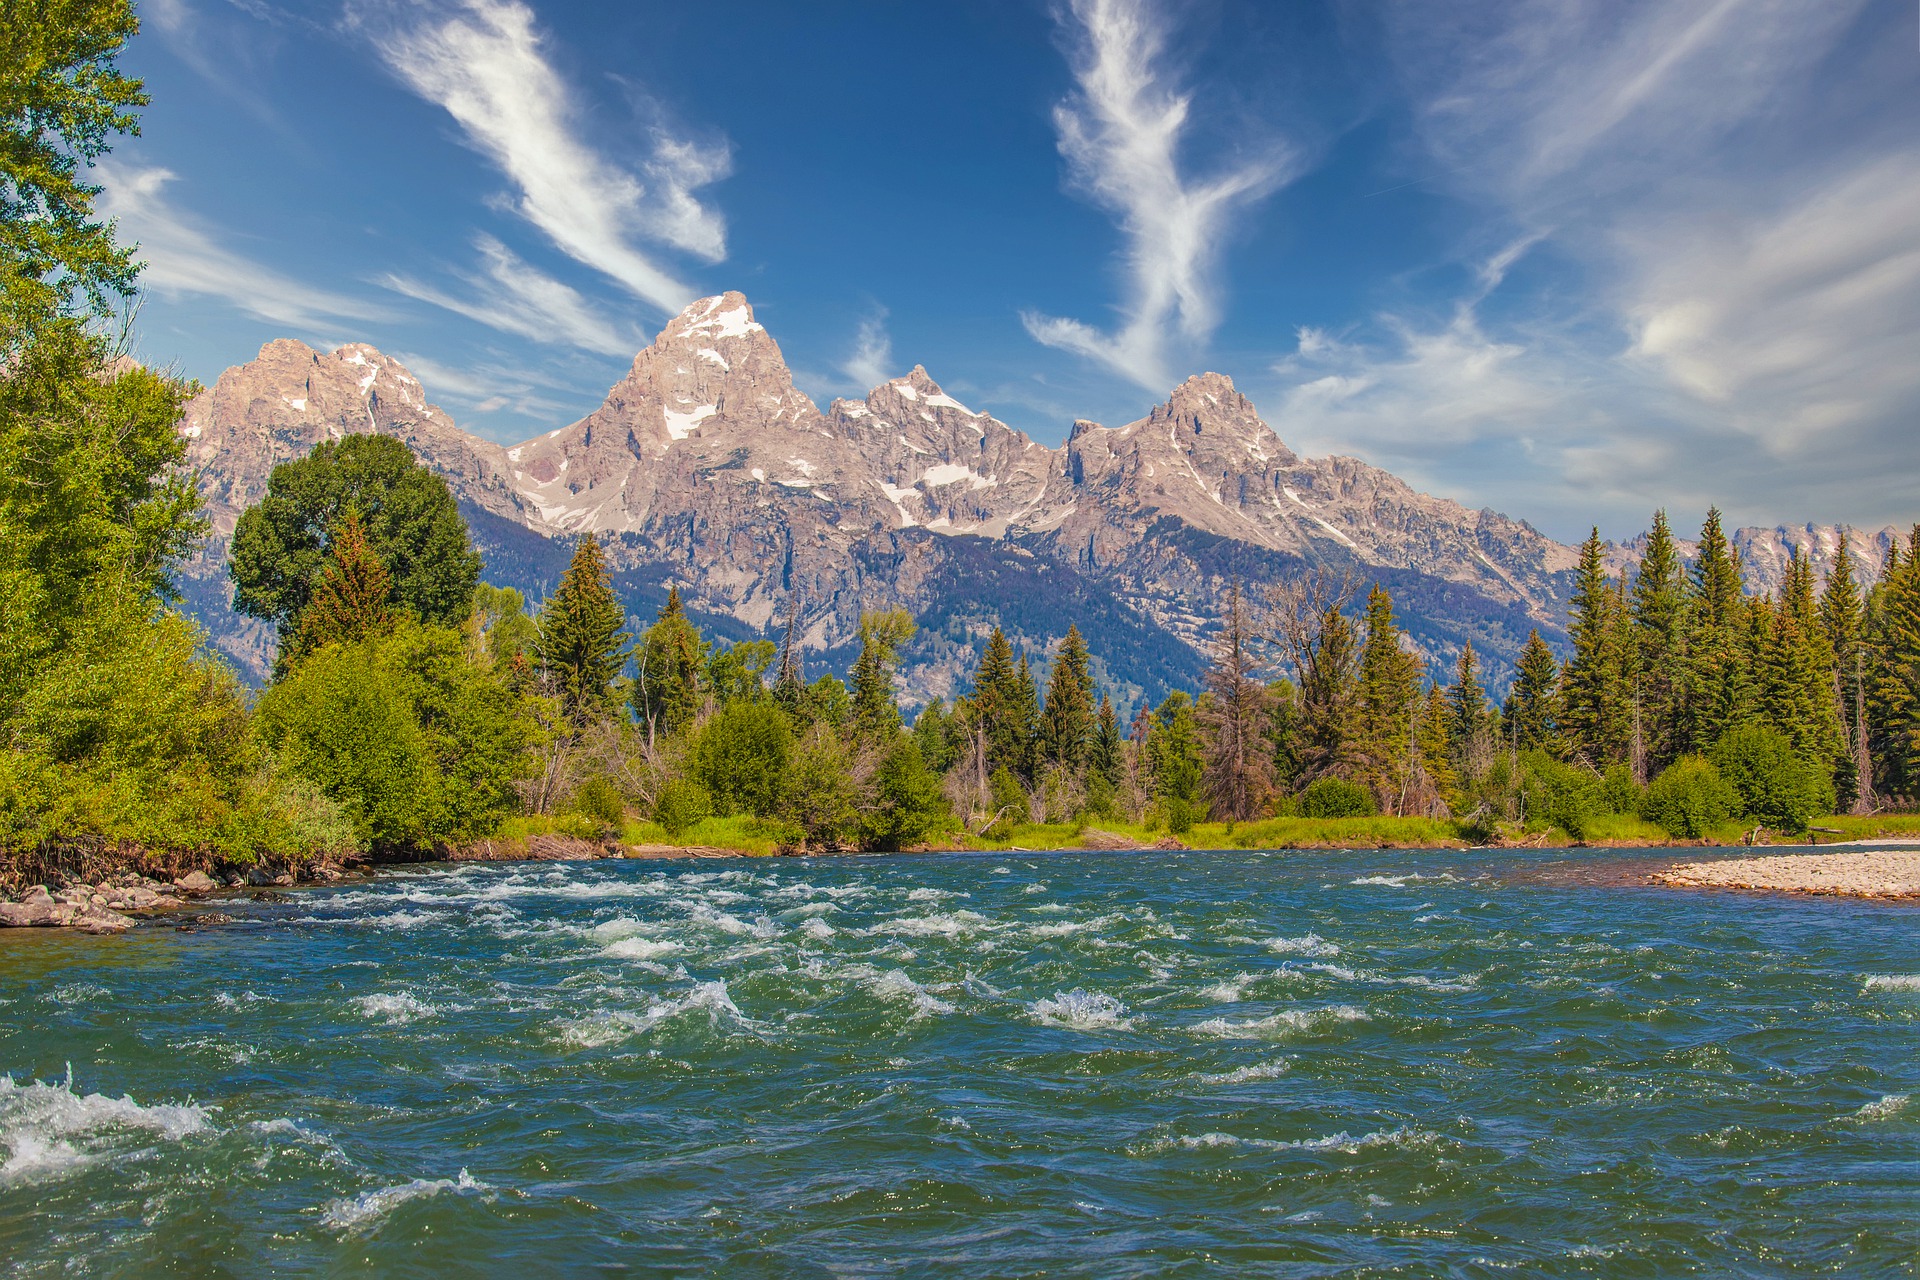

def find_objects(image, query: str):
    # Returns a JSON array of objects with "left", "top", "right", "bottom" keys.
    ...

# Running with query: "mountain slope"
[{"left": 173, "top": 292, "right": 1895, "bottom": 706}]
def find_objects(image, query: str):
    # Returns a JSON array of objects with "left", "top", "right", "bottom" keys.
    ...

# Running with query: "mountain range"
[{"left": 174, "top": 292, "right": 1896, "bottom": 711}]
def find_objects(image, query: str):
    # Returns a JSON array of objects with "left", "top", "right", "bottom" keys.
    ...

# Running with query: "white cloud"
[
  {"left": 840, "top": 309, "right": 893, "bottom": 391},
  {"left": 363, "top": 0, "right": 730, "bottom": 316},
  {"left": 382, "top": 235, "right": 641, "bottom": 356},
  {"left": 1023, "top": 0, "right": 1292, "bottom": 391},
  {"left": 96, "top": 162, "right": 382, "bottom": 328}
]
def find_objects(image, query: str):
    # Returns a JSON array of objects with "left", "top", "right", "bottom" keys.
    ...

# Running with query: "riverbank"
[{"left": 1651, "top": 850, "right": 1920, "bottom": 900}]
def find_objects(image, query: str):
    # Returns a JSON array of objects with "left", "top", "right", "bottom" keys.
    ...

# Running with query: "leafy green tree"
[
  {"left": 1038, "top": 624, "right": 1096, "bottom": 769},
  {"left": 1708, "top": 722, "right": 1833, "bottom": 832},
  {"left": 653, "top": 777, "right": 712, "bottom": 837},
  {"left": 0, "top": 0, "right": 146, "bottom": 336},
  {"left": 707, "top": 639, "right": 775, "bottom": 706},
  {"left": 912, "top": 698, "right": 958, "bottom": 771},
  {"left": 1630, "top": 510, "right": 1690, "bottom": 772},
  {"left": 1517, "top": 751, "right": 1602, "bottom": 840},
  {"left": 691, "top": 699, "right": 791, "bottom": 817},
  {"left": 1504, "top": 629, "right": 1561, "bottom": 754},
  {"left": 230, "top": 434, "right": 481, "bottom": 650},
  {"left": 1296, "top": 776, "right": 1374, "bottom": 818},
  {"left": 632, "top": 586, "right": 704, "bottom": 736},
  {"left": 288, "top": 511, "right": 392, "bottom": 658},
  {"left": 539, "top": 533, "right": 629, "bottom": 721},
  {"left": 861, "top": 737, "right": 949, "bottom": 850},
  {"left": 807, "top": 674, "right": 851, "bottom": 728},
  {"left": 849, "top": 608, "right": 915, "bottom": 741},
  {"left": 470, "top": 582, "right": 539, "bottom": 681}
]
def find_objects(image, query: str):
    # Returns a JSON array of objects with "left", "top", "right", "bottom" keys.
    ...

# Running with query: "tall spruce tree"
[
  {"left": 1505, "top": 629, "right": 1561, "bottom": 753},
  {"left": 1561, "top": 529, "right": 1630, "bottom": 766},
  {"left": 1295, "top": 605, "right": 1360, "bottom": 785},
  {"left": 1630, "top": 509, "right": 1689, "bottom": 772},
  {"left": 1445, "top": 642, "right": 1489, "bottom": 745},
  {"left": 289, "top": 511, "right": 392, "bottom": 658},
  {"left": 1685, "top": 507, "right": 1757, "bottom": 748},
  {"left": 1009, "top": 653, "right": 1042, "bottom": 781},
  {"left": 1199, "top": 582, "right": 1272, "bottom": 821},
  {"left": 631, "top": 586, "right": 704, "bottom": 736},
  {"left": 1038, "top": 624, "right": 1096, "bottom": 769},
  {"left": 967, "top": 628, "right": 1031, "bottom": 777},
  {"left": 1413, "top": 684, "right": 1459, "bottom": 816},
  {"left": 539, "top": 533, "right": 629, "bottom": 721},
  {"left": 1773, "top": 550, "right": 1843, "bottom": 774},
  {"left": 1352, "top": 585, "right": 1422, "bottom": 811},
  {"left": 1820, "top": 532, "right": 1870, "bottom": 808},
  {"left": 1866, "top": 529, "right": 1920, "bottom": 800},
  {"left": 1089, "top": 694, "right": 1122, "bottom": 790}
]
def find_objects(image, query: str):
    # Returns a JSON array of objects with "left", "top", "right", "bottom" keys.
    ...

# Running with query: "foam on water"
[
  {"left": 1193, "top": 1061, "right": 1290, "bottom": 1085},
  {"left": 1191, "top": 1005, "right": 1371, "bottom": 1040},
  {"left": 602, "top": 937, "right": 683, "bottom": 960},
  {"left": 1852, "top": 1094, "right": 1911, "bottom": 1121},
  {"left": 867, "top": 969, "right": 956, "bottom": 1018},
  {"left": 1031, "top": 988, "right": 1132, "bottom": 1030},
  {"left": 1263, "top": 933, "right": 1340, "bottom": 957},
  {"left": 1862, "top": 974, "right": 1920, "bottom": 992},
  {"left": 319, "top": 1169, "right": 490, "bottom": 1234},
  {"left": 557, "top": 980, "right": 749, "bottom": 1048},
  {"left": 1148, "top": 1125, "right": 1442, "bottom": 1154},
  {"left": 350, "top": 993, "right": 435, "bottom": 1025},
  {"left": 0, "top": 1074, "right": 212, "bottom": 1186}
]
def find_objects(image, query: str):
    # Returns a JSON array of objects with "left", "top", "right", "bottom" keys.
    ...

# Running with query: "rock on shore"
[
  {"left": 0, "top": 871, "right": 221, "bottom": 932},
  {"left": 1652, "top": 850, "right": 1920, "bottom": 900}
]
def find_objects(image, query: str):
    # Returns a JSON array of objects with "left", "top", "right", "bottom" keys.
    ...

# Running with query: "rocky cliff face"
[{"left": 174, "top": 292, "right": 1890, "bottom": 704}]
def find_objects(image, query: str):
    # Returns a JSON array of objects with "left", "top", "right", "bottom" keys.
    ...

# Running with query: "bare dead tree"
[{"left": 1200, "top": 580, "right": 1274, "bottom": 821}]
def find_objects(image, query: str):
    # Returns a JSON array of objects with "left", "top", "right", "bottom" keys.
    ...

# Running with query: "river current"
[{"left": 1, "top": 849, "right": 1915, "bottom": 1276}]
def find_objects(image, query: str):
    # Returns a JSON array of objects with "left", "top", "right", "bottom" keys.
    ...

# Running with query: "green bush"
[
  {"left": 1296, "top": 777, "right": 1376, "bottom": 819},
  {"left": 569, "top": 775, "right": 627, "bottom": 834},
  {"left": 861, "top": 737, "right": 949, "bottom": 851},
  {"left": 1641, "top": 756, "right": 1738, "bottom": 838},
  {"left": 653, "top": 777, "right": 713, "bottom": 837},
  {"left": 1519, "top": 751, "right": 1603, "bottom": 840},
  {"left": 777, "top": 728, "right": 861, "bottom": 850},
  {"left": 1164, "top": 795, "right": 1203, "bottom": 834},
  {"left": 986, "top": 766, "right": 1029, "bottom": 838},
  {"left": 690, "top": 699, "right": 791, "bottom": 817},
  {"left": 1600, "top": 763, "right": 1644, "bottom": 816},
  {"left": 1708, "top": 723, "right": 1835, "bottom": 832}
]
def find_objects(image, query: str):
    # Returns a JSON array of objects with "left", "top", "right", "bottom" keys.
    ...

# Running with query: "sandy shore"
[{"left": 1652, "top": 850, "right": 1920, "bottom": 900}]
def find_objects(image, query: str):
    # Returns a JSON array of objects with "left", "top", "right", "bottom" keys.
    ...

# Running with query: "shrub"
[
  {"left": 1708, "top": 724, "right": 1835, "bottom": 832},
  {"left": 778, "top": 728, "right": 861, "bottom": 850},
  {"left": 652, "top": 777, "right": 712, "bottom": 837},
  {"left": 690, "top": 700, "right": 791, "bottom": 817},
  {"left": 862, "top": 737, "right": 949, "bottom": 851},
  {"left": 569, "top": 775, "right": 626, "bottom": 835},
  {"left": 1600, "top": 764, "right": 1644, "bottom": 816},
  {"left": 1296, "top": 777, "right": 1375, "bottom": 819},
  {"left": 1164, "top": 795, "right": 1204, "bottom": 834},
  {"left": 1518, "top": 751, "right": 1603, "bottom": 840},
  {"left": 986, "top": 766, "right": 1030, "bottom": 838},
  {"left": 1642, "top": 756, "right": 1738, "bottom": 838}
]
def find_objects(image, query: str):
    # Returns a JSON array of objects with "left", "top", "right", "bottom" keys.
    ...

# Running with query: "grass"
[
  {"left": 1192, "top": 816, "right": 1467, "bottom": 850},
  {"left": 617, "top": 814, "right": 783, "bottom": 855}
]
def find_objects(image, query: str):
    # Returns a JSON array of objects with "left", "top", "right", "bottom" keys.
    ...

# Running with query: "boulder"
[
  {"left": 0, "top": 900, "right": 63, "bottom": 927},
  {"left": 74, "top": 907, "right": 135, "bottom": 934},
  {"left": 174, "top": 871, "right": 218, "bottom": 895},
  {"left": 22, "top": 885, "right": 53, "bottom": 905}
]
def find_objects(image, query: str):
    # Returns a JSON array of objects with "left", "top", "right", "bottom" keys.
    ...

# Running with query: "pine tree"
[
  {"left": 1038, "top": 624, "right": 1096, "bottom": 769},
  {"left": 773, "top": 602, "right": 807, "bottom": 719},
  {"left": 968, "top": 628, "right": 1030, "bottom": 778},
  {"left": 1412, "top": 684, "right": 1459, "bottom": 816},
  {"left": 1089, "top": 694, "right": 1122, "bottom": 789},
  {"left": 540, "top": 532, "right": 629, "bottom": 721},
  {"left": 290, "top": 510, "right": 392, "bottom": 658},
  {"left": 1009, "top": 652, "right": 1042, "bottom": 781},
  {"left": 1630, "top": 509, "right": 1689, "bottom": 772},
  {"left": 1820, "top": 532, "right": 1869, "bottom": 808},
  {"left": 1445, "top": 642, "right": 1488, "bottom": 745},
  {"left": 1199, "top": 582, "right": 1272, "bottom": 821},
  {"left": 1151, "top": 690, "right": 1205, "bottom": 830},
  {"left": 1866, "top": 529, "right": 1920, "bottom": 800},
  {"left": 850, "top": 609, "right": 915, "bottom": 742},
  {"left": 1684, "top": 508, "right": 1757, "bottom": 749},
  {"left": 1352, "top": 585, "right": 1422, "bottom": 811},
  {"left": 1772, "top": 549, "right": 1843, "bottom": 774},
  {"left": 632, "top": 584, "right": 704, "bottom": 736},
  {"left": 1295, "top": 605, "right": 1360, "bottom": 785},
  {"left": 1561, "top": 529, "right": 1630, "bottom": 766},
  {"left": 1504, "top": 629, "right": 1561, "bottom": 753}
]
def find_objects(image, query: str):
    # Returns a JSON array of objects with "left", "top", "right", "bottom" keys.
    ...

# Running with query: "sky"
[{"left": 107, "top": 0, "right": 1919, "bottom": 543}]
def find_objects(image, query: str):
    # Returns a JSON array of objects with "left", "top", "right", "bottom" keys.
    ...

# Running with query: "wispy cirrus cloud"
[
  {"left": 840, "top": 308, "right": 894, "bottom": 391},
  {"left": 1022, "top": 0, "right": 1293, "bottom": 392},
  {"left": 97, "top": 162, "right": 382, "bottom": 329},
  {"left": 381, "top": 235, "right": 642, "bottom": 356},
  {"left": 360, "top": 0, "right": 731, "bottom": 317}
]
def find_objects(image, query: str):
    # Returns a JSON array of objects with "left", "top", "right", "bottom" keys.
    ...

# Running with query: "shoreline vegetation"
[{"left": 5, "top": 9, "right": 1920, "bottom": 929}]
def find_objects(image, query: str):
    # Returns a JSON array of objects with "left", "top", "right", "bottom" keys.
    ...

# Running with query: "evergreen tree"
[
  {"left": 1445, "top": 642, "right": 1489, "bottom": 745},
  {"left": 1630, "top": 509, "right": 1689, "bottom": 772},
  {"left": 1684, "top": 507, "right": 1757, "bottom": 748},
  {"left": 1089, "top": 694, "right": 1122, "bottom": 789},
  {"left": 1009, "top": 652, "right": 1042, "bottom": 781},
  {"left": 538, "top": 533, "right": 629, "bottom": 722},
  {"left": 1352, "top": 585, "right": 1422, "bottom": 811},
  {"left": 1151, "top": 690, "right": 1205, "bottom": 831},
  {"left": 1504, "top": 629, "right": 1561, "bottom": 753},
  {"left": 912, "top": 698, "right": 957, "bottom": 771},
  {"left": 1038, "top": 624, "right": 1096, "bottom": 769},
  {"left": 968, "top": 628, "right": 1030, "bottom": 777},
  {"left": 631, "top": 585, "right": 704, "bottom": 736},
  {"left": 1771, "top": 550, "right": 1843, "bottom": 775},
  {"left": 772, "top": 603, "right": 808, "bottom": 719},
  {"left": 1295, "top": 605, "right": 1360, "bottom": 785},
  {"left": 290, "top": 511, "right": 392, "bottom": 657},
  {"left": 1199, "top": 582, "right": 1272, "bottom": 821},
  {"left": 849, "top": 609, "right": 915, "bottom": 742},
  {"left": 1867, "top": 529, "right": 1920, "bottom": 800},
  {"left": 1562, "top": 529, "right": 1630, "bottom": 766},
  {"left": 1821, "top": 532, "right": 1871, "bottom": 809},
  {"left": 1413, "top": 684, "right": 1459, "bottom": 815}
]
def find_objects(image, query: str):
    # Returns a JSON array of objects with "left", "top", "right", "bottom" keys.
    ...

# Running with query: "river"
[{"left": 2, "top": 849, "right": 1915, "bottom": 1275}]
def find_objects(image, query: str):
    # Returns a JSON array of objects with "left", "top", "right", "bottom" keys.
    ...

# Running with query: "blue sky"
[{"left": 107, "top": 0, "right": 1918, "bottom": 542}]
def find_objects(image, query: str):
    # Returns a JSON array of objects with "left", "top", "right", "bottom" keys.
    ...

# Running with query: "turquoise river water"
[{"left": 1, "top": 848, "right": 1916, "bottom": 1276}]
